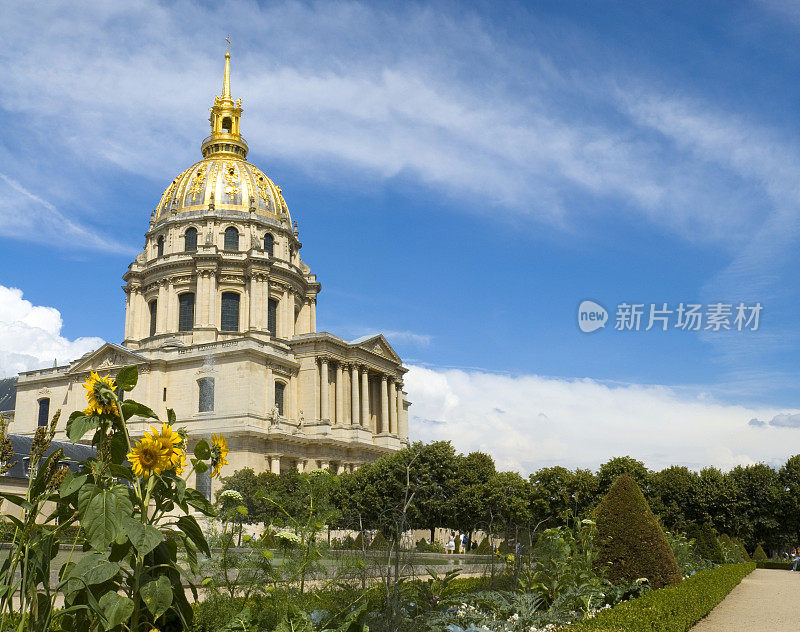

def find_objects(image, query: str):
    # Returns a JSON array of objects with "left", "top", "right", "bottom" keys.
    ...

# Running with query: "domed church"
[{"left": 11, "top": 49, "right": 410, "bottom": 497}]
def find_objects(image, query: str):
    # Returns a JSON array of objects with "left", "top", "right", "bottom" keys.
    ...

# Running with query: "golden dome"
[
  {"left": 154, "top": 158, "right": 290, "bottom": 221},
  {"left": 154, "top": 45, "right": 290, "bottom": 223}
]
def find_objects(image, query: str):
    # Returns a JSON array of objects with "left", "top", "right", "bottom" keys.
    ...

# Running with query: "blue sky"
[{"left": 1, "top": 0, "right": 799, "bottom": 472}]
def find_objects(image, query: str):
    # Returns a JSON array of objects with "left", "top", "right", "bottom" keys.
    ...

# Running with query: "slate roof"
[
  {"left": 4, "top": 434, "right": 95, "bottom": 480},
  {"left": 0, "top": 378, "right": 16, "bottom": 413}
]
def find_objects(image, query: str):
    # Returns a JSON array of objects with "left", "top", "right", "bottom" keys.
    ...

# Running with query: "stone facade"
[{"left": 11, "top": 50, "right": 410, "bottom": 499}]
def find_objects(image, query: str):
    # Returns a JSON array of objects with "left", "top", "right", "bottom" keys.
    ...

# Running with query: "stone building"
[{"left": 10, "top": 49, "right": 410, "bottom": 498}]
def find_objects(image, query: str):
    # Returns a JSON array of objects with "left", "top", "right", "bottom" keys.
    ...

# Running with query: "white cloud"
[
  {"left": 405, "top": 365, "right": 799, "bottom": 475},
  {"left": 0, "top": 285, "right": 104, "bottom": 377}
]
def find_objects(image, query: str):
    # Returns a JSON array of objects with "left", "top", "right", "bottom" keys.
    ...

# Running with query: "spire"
[
  {"left": 202, "top": 39, "right": 248, "bottom": 159},
  {"left": 222, "top": 37, "right": 232, "bottom": 101}
]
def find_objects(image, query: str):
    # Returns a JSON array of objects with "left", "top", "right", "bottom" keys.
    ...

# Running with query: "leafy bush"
[
  {"left": 569, "top": 562, "right": 755, "bottom": 632},
  {"left": 686, "top": 522, "right": 724, "bottom": 564},
  {"left": 476, "top": 537, "right": 491, "bottom": 554},
  {"left": 753, "top": 544, "right": 767, "bottom": 560},
  {"left": 718, "top": 534, "right": 750, "bottom": 564},
  {"left": 664, "top": 531, "right": 714, "bottom": 577},
  {"left": 594, "top": 475, "right": 682, "bottom": 588},
  {"left": 369, "top": 531, "right": 388, "bottom": 550}
]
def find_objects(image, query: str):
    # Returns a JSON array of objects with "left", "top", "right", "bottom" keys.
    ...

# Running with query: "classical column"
[
  {"left": 397, "top": 385, "right": 408, "bottom": 438},
  {"left": 265, "top": 365, "right": 274, "bottom": 411},
  {"left": 360, "top": 367, "right": 370, "bottom": 427},
  {"left": 320, "top": 357, "right": 330, "bottom": 421},
  {"left": 248, "top": 275, "right": 258, "bottom": 330},
  {"left": 296, "top": 460, "right": 305, "bottom": 473},
  {"left": 319, "top": 460, "right": 329, "bottom": 471},
  {"left": 380, "top": 375, "right": 389, "bottom": 434},
  {"left": 335, "top": 363, "right": 344, "bottom": 424},
  {"left": 156, "top": 281, "right": 168, "bottom": 333},
  {"left": 208, "top": 272, "right": 217, "bottom": 329},
  {"left": 310, "top": 299, "right": 317, "bottom": 332},
  {"left": 270, "top": 455, "right": 281, "bottom": 474},
  {"left": 350, "top": 364, "right": 359, "bottom": 426},
  {"left": 166, "top": 279, "right": 177, "bottom": 332},
  {"left": 389, "top": 379, "right": 398, "bottom": 434},
  {"left": 282, "top": 287, "right": 291, "bottom": 338},
  {"left": 123, "top": 289, "right": 132, "bottom": 340}
]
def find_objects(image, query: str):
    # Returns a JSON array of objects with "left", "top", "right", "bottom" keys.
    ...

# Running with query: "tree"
[
  {"left": 529, "top": 466, "right": 598, "bottom": 527},
  {"left": 452, "top": 451, "right": 496, "bottom": 544},
  {"left": 483, "top": 471, "right": 532, "bottom": 545},
  {"left": 779, "top": 455, "right": 800, "bottom": 547},
  {"left": 727, "top": 463, "right": 782, "bottom": 551},
  {"left": 597, "top": 456, "right": 651, "bottom": 497},
  {"left": 594, "top": 475, "right": 681, "bottom": 588},
  {"left": 649, "top": 465, "right": 700, "bottom": 532}
]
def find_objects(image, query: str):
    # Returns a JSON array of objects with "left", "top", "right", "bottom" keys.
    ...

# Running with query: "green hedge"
[
  {"left": 755, "top": 560, "right": 794, "bottom": 570},
  {"left": 569, "top": 563, "right": 754, "bottom": 632}
]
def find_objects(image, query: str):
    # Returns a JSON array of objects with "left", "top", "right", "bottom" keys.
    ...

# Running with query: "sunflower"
[
  {"left": 209, "top": 433, "right": 229, "bottom": 478},
  {"left": 83, "top": 371, "right": 119, "bottom": 417},
  {"left": 127, "top": 435, "right": 170, "bottom": 478},
  {"left": 149, "top": 423, "right": 184, "bottom": 470}
]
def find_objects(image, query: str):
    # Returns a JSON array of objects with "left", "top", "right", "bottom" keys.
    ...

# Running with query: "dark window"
[
  {"left": 157, "top": 235, "right": 164, "bottom": 257},
  {"left": 163, "top": 387, "right": 167, "bottom": 402},
  {"left": 267, "top": 298, "right": 278, "bottom": 336},
  {"left": 264, "top": 233, "right": 274, "bottom": 256},
  {"left": 149, "top": 300, "right": 157, "bottom": 336},
  {"left": 198, "top": 377, "right": 215, "bottom": 412},
  {"left": 178, "top": 293, "right": 195, "bottom": 332},
  {"left": 222, "top": 117, "right": 232, "bottom": 133},
  {"left": 196, "top": 468, "right": 211, "bottom": 500},
  {"left": 184, "top": 227, "right": 197, "bottom": 252},
  {"left": 224, "top": 227, "right": 239, "bottom": 251},
  {"left": 275, "top": 382, "right": 285, "bottom": 416},
  {"left": 221, "top": 292, "right": 240, "bottom": 332},
  {"left": 37, "top": 398, "right": 50, "bottom": 427}
]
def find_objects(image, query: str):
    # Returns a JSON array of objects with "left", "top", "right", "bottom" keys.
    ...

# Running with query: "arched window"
[
  {"left": 149, "top": 300, "right": 157, "bottom": 336},
  {"left": 274, "top": 382, "right": 285, "bottom": 416},
  {"left": 37, "top": 398, "right": 50, "bottom": 427},
  {"left": 264, "top": 233, "right": 274, "bottom": 257},
  {"left": 184, "top": 227, "right": 197, "bottom": 252},
  {"left": 178, "top": 293, "right": 195, "bottom": 332},
  {"left": 156, "top": 235, "right": 164, "bottom": 257},
  {"left": 198, "top": 377, "right": 215, "bottom": 412},
  {"left": 221, "top": 117, "right": 232, "bottom": 133},
  {"left": 267, "top": 298, "right": 278, "bottom": 336},
  {"left": 221, "top": 292, "right": 240, "bottom": 332},
  {"left": 224, "top": 227, "right": 239, "bottom": 251}
]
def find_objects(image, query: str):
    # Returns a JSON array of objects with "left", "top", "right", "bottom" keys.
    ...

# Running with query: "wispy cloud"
[
  {"left": 749, "top": 412, "right": 800, "bottom": 428},
  {"left": 0, "top": 174, "right": 136, "bottom": 255},
  {"left": 1, "top": 0, "right": 796, "bottom": 248}
]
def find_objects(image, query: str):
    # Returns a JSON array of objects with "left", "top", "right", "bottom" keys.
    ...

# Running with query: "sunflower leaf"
[{"left": 115, "top": 366, "right": 138, "bottom": 391}]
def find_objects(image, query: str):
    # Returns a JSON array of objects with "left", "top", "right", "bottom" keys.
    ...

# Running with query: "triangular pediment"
[
  {"left": 67, "top": 343, "right": 148, "bottom": 375},
  {"left": 350, "top": 334, "right": 402, "bottom": 363}
]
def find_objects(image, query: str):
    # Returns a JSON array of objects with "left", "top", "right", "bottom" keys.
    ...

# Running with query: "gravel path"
[{"left": 690, "top": 568, "right": 800, "bottom": 632}]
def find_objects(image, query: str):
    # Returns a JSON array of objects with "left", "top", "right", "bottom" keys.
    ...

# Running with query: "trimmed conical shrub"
[
  {"left": 753, "top": 544, "right": 767, "bottom": 560},
  {"left": 369, "top": 531, "right": 388, "bottom": 550},
  {"left": 594, "top": 474, "right": 682, "bottom": 588},
  {"left": 476, "top": 537, "right": 491, "bottom": 554},
  {"left": 687, "top": 522, "right": 725, "bottom": 564}
]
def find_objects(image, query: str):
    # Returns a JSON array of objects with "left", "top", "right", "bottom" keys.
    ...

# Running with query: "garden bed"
[{"left": 568, "top": 562, "right": 755, "bottom": 632}]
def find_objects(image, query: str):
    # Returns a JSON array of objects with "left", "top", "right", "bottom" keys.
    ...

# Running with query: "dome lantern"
[{"left": 201, "top": 41, "right": 248, "bottom": 160}]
